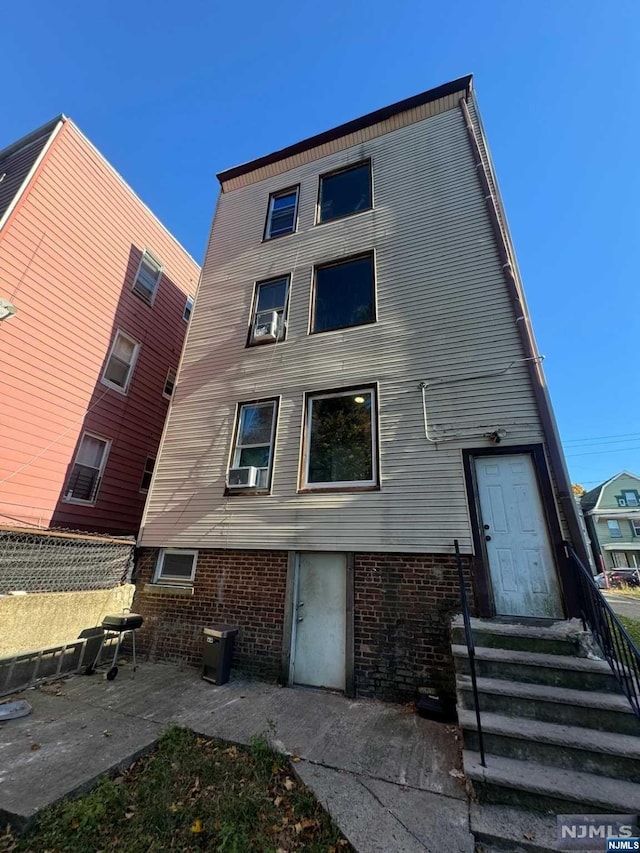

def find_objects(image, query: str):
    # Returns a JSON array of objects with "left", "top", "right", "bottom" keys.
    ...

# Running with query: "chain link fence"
[{"left": 0, "top": 524, "right": 135, "bottom": 593}]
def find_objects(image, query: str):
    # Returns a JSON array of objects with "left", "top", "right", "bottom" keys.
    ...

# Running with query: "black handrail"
[
  {"left": 454, "top": 539, "right": 486, "bottom": 767},
  {"left": 565, "top": 542, "right": 640, "bottom": 718}
]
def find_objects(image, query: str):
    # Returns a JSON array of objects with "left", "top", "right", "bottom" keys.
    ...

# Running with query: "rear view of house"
[
  {"left": 134, "top": 75, "right": 589, "bottom": 702},
  {"left": 0, "top": 116, "right": 199, "bottom": 535}
]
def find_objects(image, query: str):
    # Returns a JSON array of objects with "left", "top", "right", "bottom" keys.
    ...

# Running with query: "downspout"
[{"left": 458, "top": 96, "right": 591, "bottom": 608}]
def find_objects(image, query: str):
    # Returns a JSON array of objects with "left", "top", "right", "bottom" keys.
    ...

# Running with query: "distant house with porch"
[{"left": 581, "top": 472, "right": 640, "bottom": 570}]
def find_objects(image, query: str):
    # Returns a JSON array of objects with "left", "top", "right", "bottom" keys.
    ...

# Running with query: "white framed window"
[
  {"left": 132, "top": 250, "right": 163, "bottom": 305},
  {"left": 64, "top": 432, "right": 110, "bottom": 504},
  {"left": 607, "top": 520, "right": 622, "bottom": 538},
  {"left": 623, "top": 491, "right": 639, "bottom": 507},
  {"left": 154, "top": 549, "right": 198, "bottom": 584},
  {"left": 163, "top": 368, "right": 176, "bottom": 399},
  {"left": 228, "top": 399, "right": 278, "bottom": 491},
  {"left": 249, "top": 275, "right": 290, "bottom": 345},
  {"left": 302, "top": 387, "right": 378, "bottom": 490},
  {"left": 183, "top": 295, "right": 194, "bottom": 322},
  {"left": 264, "top": 187, "right": 299, "bottom": 239},
  {"left": 140, "top": 456, "right": 155, "bottom": 493},
  {"left": 101, "top": 330, "right": 139, "bottom": 393},
  {"left": 631, "top": 520, "right": 640, "bottom": 537}
]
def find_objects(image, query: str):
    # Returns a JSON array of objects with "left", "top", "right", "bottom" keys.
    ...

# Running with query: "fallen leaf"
[
  {"left": 103, "top": 730, "right": 113, "bottom": 738},
  {"left": 190, "top": 818, "right": 204, "bottom": 834},
  {"left": 273, "top": 796, "right": 283, "bottom": 807},
  {"left": 124, "top": 811, "right": 135, "bottom": 820},
  {"left": 71, "top": 818, "right": 80, "bottom": 829},
  {"left": 448, "top": 769, "right": 465, "bottom": 779},
  {"left": 283, "top": 777, "right": 294, "bottom": 791},
  {"left": 295, "top": 822, "right": 303, "bottom": 835},
  {"left": 168, "top": 803, "right": 179, "bottom": 813},
  {"left": 30, "top": 743, "right": 41, "bottom": 751}
]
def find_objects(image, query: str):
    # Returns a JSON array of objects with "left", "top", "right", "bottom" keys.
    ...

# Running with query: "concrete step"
[
  {"left": 463, "top": 749, "right": 640, "bottom": 814},
  {"left": 459, "top": 710, "right": 640, "bottom": 782},
  {"left": 452, "top": 644, "right": 621, "bottom": 692},
  {"left": 470, "top": 803, "right": 560, "bottom": 853},
  {"left": 456, "top": 674, "right": 640, "bottom": 735},
  {"left": 451, "top": 617, "right": 586, "bottom": 657}
]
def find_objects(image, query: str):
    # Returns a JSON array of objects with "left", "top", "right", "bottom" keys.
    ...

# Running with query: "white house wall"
[{"left": 140, "top": 98, "right": 548, "bottom": 554}]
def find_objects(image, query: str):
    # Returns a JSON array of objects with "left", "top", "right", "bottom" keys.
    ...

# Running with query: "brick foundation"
[{"left": 132, "top": 548, "right": 474, "bottom": 703}]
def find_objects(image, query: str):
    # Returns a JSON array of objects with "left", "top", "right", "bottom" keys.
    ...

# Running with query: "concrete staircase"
[{"left": 452, "top": 617, "right": 640, "bottom": 831}]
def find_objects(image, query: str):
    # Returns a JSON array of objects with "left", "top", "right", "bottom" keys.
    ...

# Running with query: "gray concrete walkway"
[{"left": 0, "top": 662, "right": 474, "bottom": 851}]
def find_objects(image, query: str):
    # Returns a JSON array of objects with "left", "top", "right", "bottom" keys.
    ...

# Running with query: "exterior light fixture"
[
  {"left": 0, "top": 298, "right": 17, "bottom": 322},
  {"left": 354, "top": 396, "right": 365, "bottom": 404}
]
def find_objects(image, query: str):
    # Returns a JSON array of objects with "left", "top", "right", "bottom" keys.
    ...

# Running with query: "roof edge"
[
  {"left": 0, "top": 114, "right": 67, "bottom": 161},
  {"left": 217, "top": 74, "right": 473, "bottom": 185}
]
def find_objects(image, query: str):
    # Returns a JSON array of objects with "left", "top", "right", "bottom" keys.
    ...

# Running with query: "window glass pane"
[
  {"left": 184, "top": 296, "right": 193, "bottom": 321},
  {"left": 161, "top": 553, "right": 194, "bottom": 579},
  {"left": 68, "top": 465, "right": 99, "bottom": 501},
  {"left": 308, "top": 392, "right": 373, "bottom": 484},
  {"left": 113, "top": 335, "right": 135, "bottom": 362},
  {"left": 313, "top": 256, "right": 375, "bottom": 333},
  {"left": 105, "top": 357, "right": 130, "bottom": 387},
  {"left": 256, "top": 279, "right": 288, "bottom": 312},
  {"left": 239, "top": 446, "right": 270, "bottom": 468},
  {"left": 624, "top": 491, "right": 638, "bottom": 506},
  {"left": 267, "top": 191, "right": 297, "bottom": 237},
  {"left": 608, "top": 520, "right": 621, "bottom": 537},
  {"left": 164, "top": 370, "right": 176, "bottom": 396},
  {"left": 320, "top": 164, "right": 371, "bottom": 222},
  {"left": 76, "top": 435, "right": 106, "bottom": 468},
  {"left": 239, "top": 404, "right": 274, "bottom": 445}
]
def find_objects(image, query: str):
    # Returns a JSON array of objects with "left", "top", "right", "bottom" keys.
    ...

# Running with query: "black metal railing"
[
  {"left": 454, "top": 539, "right": 486, "bottom": 766},
  {"left": 565, "top": 542, "right": 640, "bottom": 718}
]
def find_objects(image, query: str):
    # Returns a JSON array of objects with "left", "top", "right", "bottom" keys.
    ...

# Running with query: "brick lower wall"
[{"left": 132, "top": 548, "right": 474, "bottom": 702}]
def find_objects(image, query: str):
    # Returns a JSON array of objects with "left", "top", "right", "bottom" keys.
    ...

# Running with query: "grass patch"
[
  {"left": 1, "top": 727, "right": 352, "bottom": 853},
  {"left": 604, "top": 586, "right": 640, "bottom": 600},
  {"left": 619, "top": 615, "right": 640, "bottom": 648}
]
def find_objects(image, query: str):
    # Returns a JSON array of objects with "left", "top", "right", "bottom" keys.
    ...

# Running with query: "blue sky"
[{"left": 4, "top": 1, "right": 639, "bottom": 489}]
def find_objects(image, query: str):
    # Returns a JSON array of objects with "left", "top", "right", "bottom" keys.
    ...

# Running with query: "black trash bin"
[{"left": 202, "top": 625, "right": 239, "bottom": 685}]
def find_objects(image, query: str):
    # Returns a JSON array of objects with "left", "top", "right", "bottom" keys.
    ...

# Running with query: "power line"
[
  {"left": 563, "top": 431, "right": 640, "bottom": 445},
  {"left": 565, "top": 446, "right": 640, "bottom": 459}
]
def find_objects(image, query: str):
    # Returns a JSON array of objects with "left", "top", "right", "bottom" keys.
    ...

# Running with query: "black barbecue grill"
[{"left": 86, "top": 610, "right": 144, "bottom": 680}]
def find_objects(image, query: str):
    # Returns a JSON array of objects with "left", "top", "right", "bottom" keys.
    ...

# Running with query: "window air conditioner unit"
[
  {"left": 227, "top": 467, "right": 258, "bottom": 488},
  {"left": 252, "top": 310, "right": 278, "bottom": 344}
]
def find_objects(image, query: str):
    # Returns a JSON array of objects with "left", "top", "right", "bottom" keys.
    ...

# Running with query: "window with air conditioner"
[
  {"left": 154, "top": 549, "right": 198, "bottom": 584},
  {"left": 132, "top": 250, "right": 162, "bottom": 305},
  {"left": 249, "top": 276, "right": 290, "bottom": 346},
  {"left": 101, "top": 330, "right": 139, "bottom": 393},
  {"left": 264, "top": 187, "right": 299, "bottom": 239},
  {"left": 64, "top": 433, "right": 110, "bottom": 504},
  {"left": 227, "top": 399, "right": 278, "bottom": 492},
  {"left": 318, "top": 161, "right": 372, "bottom": 224}
]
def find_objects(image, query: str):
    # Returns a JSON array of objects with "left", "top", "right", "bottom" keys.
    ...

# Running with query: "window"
[
  {"left": 163, "top": 368, "right": 176, "bottom": 399},
  {"left": 140, "top": 456, "right": 155, "bottom": 493},
  {"left": 228, "top": 400, "right": 278, "bottom": 490},
  {"left": 631, "top": 520, "right": 640, "bottom": 537},
  {"left": 249, "top": 276, "right": 290, "bottom": 345},
  {"left": 102, "top": 330, "right": 139, "bottom": 393},
  {"left": 624, "top": 491, "right": 639, "bottom": 507},
  {"left": 155, "top": 549, "right": 197, "bottom": 584},
  {"left": 132, "top": 250, "right": 162, "bottom": 304},
  {"left": 318, "top": 161, "right": 372, "bottom": 223},
  {"left": 607, "top": 520, "right": 622, "bottom": 538},
  {"left": 183, "top": 295, "right": 194, "bottom": 322},
  {"left": 312, "top": 254, "right": 375, "bottom": 334},
  {"left": 303, "top": 387, "right": 377, "bottom": 489},
  {"left": 264, "top": 187, "right": 299, "bottom": 239},
  {"left": 64, "top": 433, "right": 110, "bottom": 504}
]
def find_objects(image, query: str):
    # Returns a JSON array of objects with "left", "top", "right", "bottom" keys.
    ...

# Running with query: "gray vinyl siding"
[{"left": 140, "top": 97, "right": 548, "bottom": 554}]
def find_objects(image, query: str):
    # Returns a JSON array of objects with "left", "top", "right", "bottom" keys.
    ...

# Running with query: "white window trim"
[
  {"left": 64, "top": 432, "right": 111, "bottom": 505},
  {"left": 183, "top": 294, "right": 194, "bottom": 322},
  {"left": 264, "top": 187, "right": 299, "bottom": 240},
  {"left": 623, "top": 491, "right": 639, "bottom": 507},
  {"left": 249, "top": 275, "right": 291, "bottom": 345},
  {"left": 154, "top": 548, "right": 198, "bottom": 584},
  {"left": 100, "top": 329, "right": 140, "bottom": 395},
  {"left": 302, "top": 387, "right": 378, "bottom": 490},
  {"left": 139, "top": 455, "right": 156, "bottom": 494},
  {"left": 131, "top": 249, "right": 163, "bottom": 306},
  {"left": 163, "top": 367, "right": 177, "bottom": 400}
]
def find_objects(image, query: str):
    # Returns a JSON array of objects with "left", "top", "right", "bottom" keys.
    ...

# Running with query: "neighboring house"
[
  {"left": 134, "top": 75, "right": 588, "bottom": 702},
  {"left": 0, "top": 116, "right": 199, "bottom": 535},
  {"left": 581, "top": 472, "right": 640, "bottom": 570}
]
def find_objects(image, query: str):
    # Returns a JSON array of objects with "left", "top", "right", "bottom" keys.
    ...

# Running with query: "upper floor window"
[
  {"left": 623, "top": 491, "right": 639, "bottom": 507},
  {"left": 102, "top": 330, "right": 139, "bottom": 394},
  {"left": 249, "top": 276, "right": 290, "bottom": 345},
  {"left": 607, "top": 520, "right": 622, "bottom": 538},
  {"left": 163, "top": 368, "right": 176, "bottom": 399},
  {"left": 631, "top": 520, "right": 640, "bottom": 537},
  {"left": 318, "top": 161, "right": 372, "bottom": 223},
  {"left": 140, "top": 456, "right": 155, "bottom": 493},
  {"left": 183, "top": 295, "right": 194, "bottom": 322},
  {"left": 312, "top": 253, "right": 375, "bottom": 334},
  {"left": 227, "top": 399, "right": 278, "bottom": 491},
  {"left": 64, "top": 432, "right": 110, "bottom": 504},
  {"left": 264, "top": 187, "right": 299, "bottom": 240},
  {"left": 132, "top": 250, "right": 162, "bottom": 305},
  {"left": 302, "top": 387, "right": 378, "bottom": 490}
]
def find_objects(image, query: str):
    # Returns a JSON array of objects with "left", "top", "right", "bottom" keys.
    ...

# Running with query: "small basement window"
[
  {"left": 140, "top": 456, "right": 155, "bottom": 493},
  {"left": 249, "top": 276, "right": 290, "bottom": 345},
  {"left": 132, "top": 250, "right": 163, "bottom": 305},
  {"left": 102, "top": 330, "right": 139, "bottom": 393},
  {"left": 264, "top": 187, "right": 299, "bottom": 239},
  {"left": 312, "top": 253, "right": 375, "bottom": 334},
  {"left": 163, "top": 368, "right": 176, "bottom": 399},
  {"left": 155, "top": 549, "right": 198, "bottom": 584},
  {"left": 318, "top": 161, "right": 372, "bottom": 223}
]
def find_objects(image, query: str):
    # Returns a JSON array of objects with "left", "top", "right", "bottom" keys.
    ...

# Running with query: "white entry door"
[
  {"left": 475, "top": 454, "right": 563, "bottom": 618},
  {"left": 291, "top": 553, "right": 346, "bottom": 691}
]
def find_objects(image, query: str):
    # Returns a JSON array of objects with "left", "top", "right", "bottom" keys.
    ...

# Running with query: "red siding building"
[{"left": 0, "top": 116, "right": 200, "bottom": 535}]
